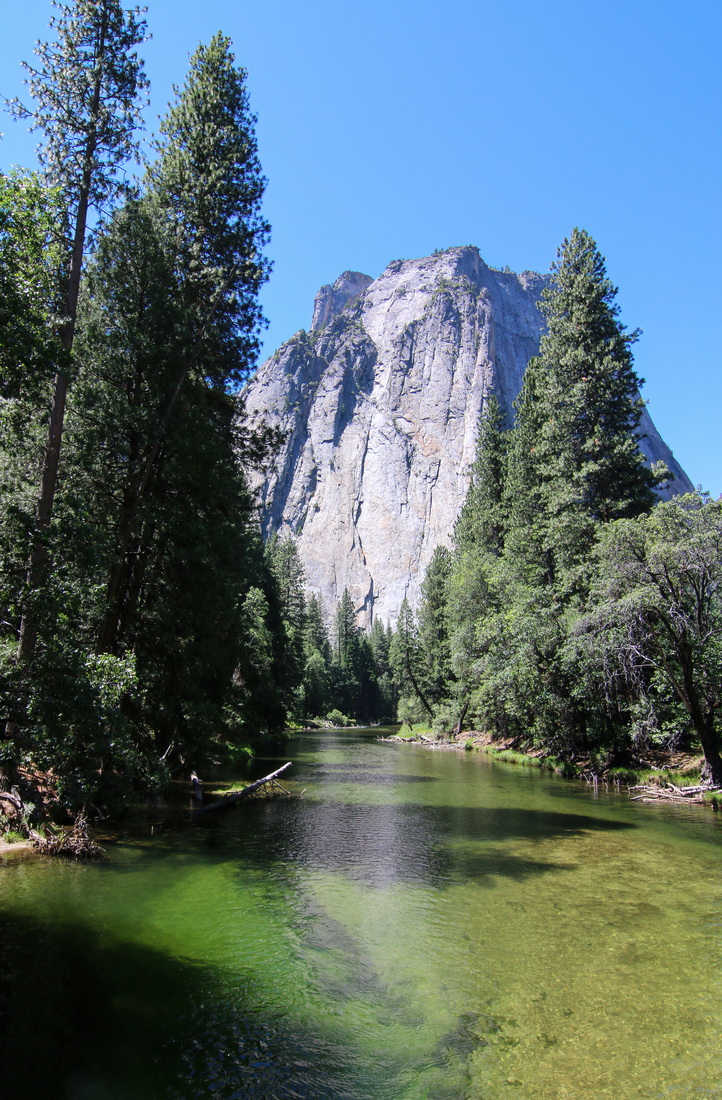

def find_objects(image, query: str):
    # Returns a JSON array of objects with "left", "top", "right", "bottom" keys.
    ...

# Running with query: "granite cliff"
[{"left": 243, "top": 247, "right": 692, "bottom": 627}]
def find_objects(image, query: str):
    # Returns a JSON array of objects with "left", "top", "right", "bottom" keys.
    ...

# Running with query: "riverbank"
[
  {"left": 384, "top": 725, "right": 711, "bottom": 793},
  {"left": 0, "top": 836, "right": 33, "bottom": 855}
]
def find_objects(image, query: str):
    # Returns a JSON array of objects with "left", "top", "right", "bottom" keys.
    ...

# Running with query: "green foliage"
[
  {"left": 417, "top": 545, "right": 454, "bottom": 705},
  {"left": 301, "top": 593, "right": 333, "bottom": 717},
  {"left": 489, "top": 749, "right": 545, "bottom": 768},
  {"left": 146, "top": 32, "right": 270, "bottom": 390},
  {"left": 0, "top": 170, "right": 64, "bottom": 407},
  {"left": 417, "top": 228, "right": 705, "bottom": 774},
  {"left": 0, "top": 171, "right": 65, "bottom": 642},
  {"left": 455, "top": 395, "right": 508, "bottom": 558},
  {"left": 265, "top": 534, "right": 307, "bottom": 715},
  {"left": 9, "top": 0, "right": 149, "bottom": 221},
  {"left": 0, "top": 21, "right": 287, "bottom": 813},
  {"left": 324, "top": 709, "right": 354, "bottom": 728},
  {"left": 445, "top": 396, "right": 510, "bottom": 731},
  {"left": 505, "top": 228, "right": 660, "bottom": 595},
  {"left": 389, "top": 597, "right": 428, "bottom": 717},
  {"left": 587, "top": 494, "right": 722, "bottom": 782},
  {"left": 5, "top": 1, "right": 152, "bottom": 677}
]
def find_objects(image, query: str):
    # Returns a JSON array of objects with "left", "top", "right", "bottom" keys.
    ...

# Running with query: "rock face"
[
  {"left": 311, "top": 270, "right": 373, "bottom": 332},
  {"left": 243, "top": 246, "right": 693, "bottom": 628}
]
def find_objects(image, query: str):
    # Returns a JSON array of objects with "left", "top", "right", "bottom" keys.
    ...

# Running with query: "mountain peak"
[{"left": 310, "top": 270, "right": 373, "bottom": 331}]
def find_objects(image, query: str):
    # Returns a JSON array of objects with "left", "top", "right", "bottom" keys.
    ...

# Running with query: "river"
[{"left": 1, "top": 727, "right": 721, "bottom": 1099}]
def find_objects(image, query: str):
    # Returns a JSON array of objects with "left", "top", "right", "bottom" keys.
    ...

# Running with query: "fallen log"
[
  {"left": 628, "top": 782, "right": 721, "bottom": 805},
  {"left": 192, "top": 763, "right": 292, "bottom": 817}
]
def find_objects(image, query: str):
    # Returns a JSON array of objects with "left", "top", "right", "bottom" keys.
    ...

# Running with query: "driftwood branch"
[
  {"left": 192, "top": 763, "right": 292, "bottom": 816},
  {"left": 628, "top": 782, "right": 720, "bottom": 805}
]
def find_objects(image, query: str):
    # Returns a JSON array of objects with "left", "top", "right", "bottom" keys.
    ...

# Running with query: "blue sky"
[{"left": 2, "top": 0, "right": 720, "bottom": 493}]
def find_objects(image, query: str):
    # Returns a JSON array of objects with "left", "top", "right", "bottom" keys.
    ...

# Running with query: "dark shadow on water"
[
  {"left": 89, "top": 797, "right": 634, "bottom": 895},
  {"left": 0, "top": 908, "right": 402, "bottom": 1100}
]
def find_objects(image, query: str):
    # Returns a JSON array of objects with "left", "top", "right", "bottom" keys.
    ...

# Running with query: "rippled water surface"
[{"left": 2, "top": 728, "right": 722, "bottom": 1099}]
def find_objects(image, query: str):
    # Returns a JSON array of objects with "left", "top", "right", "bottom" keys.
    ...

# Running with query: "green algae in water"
[{"left": 2, "top": 729, "right": 722, "bottom": 1099}]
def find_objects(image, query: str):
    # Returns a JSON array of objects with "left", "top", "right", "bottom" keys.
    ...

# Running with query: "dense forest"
[{"left": 2, "top": 1, "right": 721, "bottom": 834}]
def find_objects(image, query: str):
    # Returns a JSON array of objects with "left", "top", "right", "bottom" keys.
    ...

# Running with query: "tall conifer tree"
[
  {"left": 507, "top": 228, "right": 661, "bottom": 594},
  {"left": 8, "top": 0, "right": 149, "bottom": 660},
  {"left": 95, "top": 34, "right": 270, "bottom": 656},
  {"left": 146, "top": 32, "right": 270, "bottom": 389},
  {"left": 417, "top": 545, "right": 454, "bottom": 706}
]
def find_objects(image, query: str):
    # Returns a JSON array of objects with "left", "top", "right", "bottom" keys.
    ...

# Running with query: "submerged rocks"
[{"left": 243, "top": 247, "right": 693, "bottom": 628}]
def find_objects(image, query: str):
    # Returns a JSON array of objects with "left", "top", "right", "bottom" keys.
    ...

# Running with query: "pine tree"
[
  {"left": 8, "top": 0, "right": 149, "bottom": 660},
  {"left": 440, "top": 230, "right": 663, "bottom": 750},
  {"left": 0, "top": 171, "right": 63, "bottom": 408},
  {"left": 454, "top": 395, "right": 509, "bottom": 558},
  {"left": 497, "top": 230, "right": 664, "bottom": 750},
  {"left": 266, "top": 534, "right": 306, "bottom": 713},
  {"left": 146, "top": 32, "right": 270, "bottom": 391},
  {"left": 267, "top": 535, "right": 306, "bottom": 637},
  {"left": 417, "top": 545, "right": 454, "bottom": 705},
  {"left": 0, "top": 172, "right": 64, "bottom": 625},
  {"left": 390, "top": 597, "right": 433, "bottom": 720},
  {"left": 504, "top": 355, "right": 558, "bottom": 587},
  {"left": 301, "top": 595, "right": 332, "bottom": 718},
  {"left": 509, "top": 228, "right": 660, "bottom": 592},
  {"left": 58, "top": 201, "right": 254, "bottom": 761},
  {"left": 444, "top": 396, "right": 509, "bottom": 731},
  {"left": 33, "top": 34, "right": 276, "bottom": 778},
  {"left": 94, "top": 35, "right": 270, "bottom": 656},
  {"left": 369, "top": 618, "right": 390, "bottom": 677},
  {"left": 328, "top": 590, "right": 383, "bottom": 721},
  {"left": 304, "top": 594, "right": 332, "bottom": 666},
  {"left": 369, "top": 617, "right": 395, "bottom": 719},
  {"left": 1, "top": 172, "right": 66, "bottom": 766},
  {"left": 334, "top": 589, "right": 359, "bottom": 666}
]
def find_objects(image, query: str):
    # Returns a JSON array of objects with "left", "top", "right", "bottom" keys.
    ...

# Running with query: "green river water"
[{"left": 1, "top": 727, "right": 721, "bottom": 1100}]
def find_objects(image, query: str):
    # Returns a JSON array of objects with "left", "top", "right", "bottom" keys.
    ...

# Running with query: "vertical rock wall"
[{"left": 243, "top": 247, "right": 692, "bottom": 628}]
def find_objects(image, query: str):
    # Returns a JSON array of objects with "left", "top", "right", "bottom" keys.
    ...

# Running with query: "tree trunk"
[
  {"left": 455, "top": 697, "right": 470, "bottom": 737},
  {"left": 407, "top": 659, "right": 434, "bottom": 720},
  {"left": 16, "top": 56, "right": 103, "bottom": 663},
  {"left": 16, "top": 368, "right": 68, "bottom": 660},
  {"left": 192, "top": 763, "right": 292, "bottom": 816},
  {"left": 695, "top": 720, "right": 722, "bottom": 787},
  {"left": 678, "top": 650, "right": 722, "bottom": 787}
]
